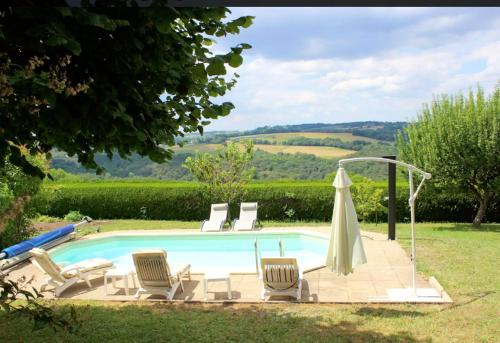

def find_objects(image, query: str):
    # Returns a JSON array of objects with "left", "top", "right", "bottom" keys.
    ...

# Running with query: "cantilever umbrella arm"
[{"left": 337, "top": 157, "right": 431, "bottom": 296}]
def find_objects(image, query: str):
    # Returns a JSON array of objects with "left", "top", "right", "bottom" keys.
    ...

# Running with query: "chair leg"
[
  {"left": 134, "top": 288, "right": 143, "bottom": 299},
  {"left": 54, "top": 279, "right": 78, "bottom": 297},
  {"left": 168, "top": 283, "right": 180, "bottom": 300},
  {"left": 83, "top": 275, "right": 92, "bottom": 288},
  {"left": 227, "top": 278, "right": 232, "bottom": 300}
]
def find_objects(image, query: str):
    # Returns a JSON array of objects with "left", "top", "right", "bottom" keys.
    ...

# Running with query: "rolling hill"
[{"left": 50, "top": 121, "right": 402, "bottom": 180}]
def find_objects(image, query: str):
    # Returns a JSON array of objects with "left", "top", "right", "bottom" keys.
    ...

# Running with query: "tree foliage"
[
  {"left": 0, "top": 149, "right": 46, "bottom": 241},
  {"left": 183, "top": 141, "right": 254, "bottom": 220},
  {"left": 0, "top": 5, "right": 253, "bottom": 177},
  {"left": 397, "top": 85, "right": 500, "bottom": 225},
  {"left": 0, "top": 272, "right": 80, "bottom": 333}
]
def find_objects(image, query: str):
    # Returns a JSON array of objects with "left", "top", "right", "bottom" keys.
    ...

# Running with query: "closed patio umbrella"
[{"left": 325, "top": 167, "right": 367, "bottom": 275}]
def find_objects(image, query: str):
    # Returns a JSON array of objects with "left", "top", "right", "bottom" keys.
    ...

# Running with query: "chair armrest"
[
  {"left": 231, "top": 219, "right": 238, "bottom": 230},
  {"left": 219, "top": 220, "right": 226, "bottom": 231},
  {"left": 251, "top": 219, "right": 257, "bottom": 230},
  {"left": 60, "top": 265, "right": 85, "bottom": 278},
  {"left": 174, "top": 264, "right": 191, "bottom": 279}
]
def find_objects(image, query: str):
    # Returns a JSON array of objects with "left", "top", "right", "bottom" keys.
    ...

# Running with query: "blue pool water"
[{"left": 50, "top": 232, "right": 328, "bottom": 273}]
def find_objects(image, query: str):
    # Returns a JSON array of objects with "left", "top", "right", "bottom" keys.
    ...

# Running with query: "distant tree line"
[{"left": 179, "top": 121, "right": 408, "bottom": 144}]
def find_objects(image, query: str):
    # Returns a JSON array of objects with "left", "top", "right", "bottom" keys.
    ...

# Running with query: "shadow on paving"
[{"left": 0, "top": 302, "right": 431, "bottom": 343}]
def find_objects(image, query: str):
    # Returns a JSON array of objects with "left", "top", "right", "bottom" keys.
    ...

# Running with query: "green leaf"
[
  {"left": 56, "top": 7, "right": 72, "bottom": 17},
  {"left": 156, "top": 21, "right": 171, "bottom": 34},
  {"left": 202, "top": 38, "right": 213, "bottom": 46},
  {"left": 192, "top": 64, "right": 207, "bottom": 82},
  {"left": 65, "top": 39, "right": 82, "bottom": 55},
  {"left": 86, "top": 13, "right": 116, "bottom": 31},
  {"left": 206, "top": 61, "right": 226, "bottom": 76},
  {"left": 46, "top": 35, "right": 68, "bottom": 46},
  {"left": 114, "top": 19, "right": 130, "bottom": 27},
  {"left": 228, "top": 54, "right": 243, "bottom": 68},
  {"left": 242, "top": 16, "right": 254, "bottom": 28}
]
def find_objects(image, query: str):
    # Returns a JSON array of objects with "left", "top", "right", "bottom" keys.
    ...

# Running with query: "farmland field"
[
  {"left": 171, "top": 141, "right": 356, "bottom": 159},
  {"left": 232, "top": 132, "right": 378, "bottom": 143},
  {"left": 253, "top": 144, "right": 355, "bottom": 158},
  {"left": 172, "top": 143, "right": 221, "bottom": 153}
]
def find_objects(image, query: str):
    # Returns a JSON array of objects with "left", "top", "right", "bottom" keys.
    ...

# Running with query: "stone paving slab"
[{"left": 4, "top": 227, "right": 452, "bottom": 303}]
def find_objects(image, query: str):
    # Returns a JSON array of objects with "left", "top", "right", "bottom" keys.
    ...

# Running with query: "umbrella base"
[{"left": 368, "top": 287, "right": 443, "bottom": 303}]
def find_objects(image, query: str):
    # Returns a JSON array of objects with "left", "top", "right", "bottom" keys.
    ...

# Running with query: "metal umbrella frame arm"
[{"left": 338, "top": 157, "right": 431, "bottom": 296}]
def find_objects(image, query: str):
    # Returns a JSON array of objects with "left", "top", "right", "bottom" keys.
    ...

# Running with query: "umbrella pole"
[{"left": 409, "top": 171, "right": 417, "bottom": 296}]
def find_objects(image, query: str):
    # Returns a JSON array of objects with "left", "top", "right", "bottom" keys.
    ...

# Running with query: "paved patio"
[{"left": 4, "top": 227, "right": 452, "bottom": 303}]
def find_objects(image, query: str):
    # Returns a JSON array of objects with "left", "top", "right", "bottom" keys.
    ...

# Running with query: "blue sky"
[{"left": 206, "top": 7, "right": 500, "bottom": 131}]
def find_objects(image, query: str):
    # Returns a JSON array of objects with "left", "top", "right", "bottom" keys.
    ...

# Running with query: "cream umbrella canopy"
[{"left": 325, "top": 167, "right": 367, "bottom": 275}]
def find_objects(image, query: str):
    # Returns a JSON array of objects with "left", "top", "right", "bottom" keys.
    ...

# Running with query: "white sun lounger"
[
  {"left": 132, "top": 249, "right": 191, "bottom": 300},
  {"left": 30, "top": 248, "right": 113, "bottom": 297},
  {"left": 232, "top": 202, "right": 258, "bottom": 231},
  {"left": 261, "top": 257, "right": 302, "bottom": 301},
  {"left": 200, "top": 203, "right": 228, "bottom": 232}
]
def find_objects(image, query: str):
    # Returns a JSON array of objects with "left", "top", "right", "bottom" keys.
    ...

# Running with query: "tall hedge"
[{"left": 33, "top": 181, "right": 500, "bottom": 223}]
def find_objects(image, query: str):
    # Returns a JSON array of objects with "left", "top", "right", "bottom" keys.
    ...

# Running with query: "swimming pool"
[{"left": 50, "top": 231, "right": 329, "bottom": 273}]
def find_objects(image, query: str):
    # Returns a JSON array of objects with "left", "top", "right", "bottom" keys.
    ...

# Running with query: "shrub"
[
  {"left": 33, "top": 180, "right": 500, "bottom": 223},
  {"left": 63, "top": 211, "right": 84, "bottom": 222}
]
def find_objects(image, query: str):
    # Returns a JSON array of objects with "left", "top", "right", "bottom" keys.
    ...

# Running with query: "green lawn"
[{"left": 1, "top": 221, "right": 498, "bottom": 342}]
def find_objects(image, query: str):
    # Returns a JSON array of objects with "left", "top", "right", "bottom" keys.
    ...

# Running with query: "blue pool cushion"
[{"left": 1, "top": 224, "right": 75, "bottom": 259}]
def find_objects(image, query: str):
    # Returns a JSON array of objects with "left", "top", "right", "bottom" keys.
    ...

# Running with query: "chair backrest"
[
  {"left": 239, "top": 202, "right": 258, "bottom": 222},
  {"left": 261, "top": 257, "right": 299, "bottom": 291},
  {"left": 209, "top": 203, "right": 228, "bottom": 223},
  {"left": 132, "top": 249, "right": 174, "bottom": 289},
  {"left": 30, "top": 248, "right": 65, "bottom": 283}
]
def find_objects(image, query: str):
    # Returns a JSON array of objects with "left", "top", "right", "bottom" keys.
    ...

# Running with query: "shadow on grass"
[
  {"left": 0, "top": 302, "right": 431, "bottom": 343},
  {"left": 434, "top": 223, "right": 500, "bottom": 233},
  {"left": 354, "top": 307, "right": 426, "bottom": 318},
  {"left": 440, "top": 290, "right": 496, "bottom": 312}
]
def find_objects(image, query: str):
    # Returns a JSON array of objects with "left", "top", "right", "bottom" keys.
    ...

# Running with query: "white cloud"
[{"left": 207, "top": 8, "right": 500, "bottom": 130}]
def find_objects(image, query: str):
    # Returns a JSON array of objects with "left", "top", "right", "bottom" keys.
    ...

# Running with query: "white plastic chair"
[
  {"left": 232, "top": 202, "right": 258, "bottom": 231},
  {"left": 260, "top": 257, "right": 302, "bottom": 301},
  {"left": 30, "top": 248, "right": 113, "bottom": 297},
  {"left": 132, "top": 249, "right": 191, "bottom": 300},
  {"left": 200, "top": 203, "right": 228, "bottom": 232}
]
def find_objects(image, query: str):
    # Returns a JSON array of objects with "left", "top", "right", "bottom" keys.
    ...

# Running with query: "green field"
[
  {"left": 232, "top": 132, "right": 379, "bottom": 143},
  {"left": 172, "top": 143, "right": 221, "bottom": 153},
  {"left": 253, "top": 144, "right": 355, "bottom": 158},
  {"left": 1, "top": 221, "right": 498, "bottom": 342},
  {"left": 171, "top": 140, "right": 356, "bottom": 159}
]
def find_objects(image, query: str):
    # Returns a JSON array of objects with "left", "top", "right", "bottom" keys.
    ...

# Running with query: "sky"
[{"left": 206, "top": 7, "right": 500, "bottom": 131}]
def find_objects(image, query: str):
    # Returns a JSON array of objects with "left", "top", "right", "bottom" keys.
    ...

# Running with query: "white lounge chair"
[
  {"left": 200, "top": 203, "right": 228, "bottom": 232},
  {"left": 132, "top": 249, "right": 191, "bottom": 300},
  {"left": 261, "top": 257, "right": 302, "bottom": 301},
  {"left": 30, "top": 248, "right": 113, "bottom": 297},
  {"left": 232, "top": 202, "right": 258, "bottom": 231}
]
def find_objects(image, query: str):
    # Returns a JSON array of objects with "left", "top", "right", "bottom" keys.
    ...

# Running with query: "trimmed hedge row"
[{"left": 33, "top": 181, "right": 499, "bottom": 223}]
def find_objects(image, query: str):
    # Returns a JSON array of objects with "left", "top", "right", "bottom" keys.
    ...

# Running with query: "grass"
[
  {"left": 253, "top": 144, "right": 355, "bottom": 158},
  {"left": 1, "top": 221, "right": 499, "bottom": 342}
]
